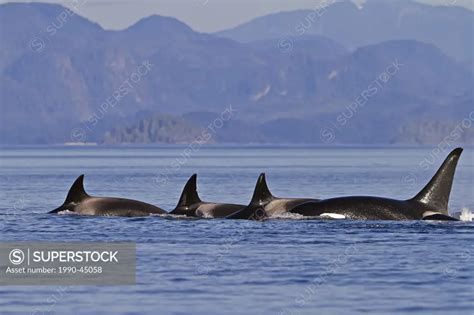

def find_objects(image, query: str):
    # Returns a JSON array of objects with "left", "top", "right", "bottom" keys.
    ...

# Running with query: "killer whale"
[
  {"left": 226, "top": 173, "right": 318, "bottom": 219},
  {"left": 288, "top": 148, "right": 463, "bottom": 221},
  {"left": 49, "top": 175, "right": 167, "bottom": 216},
  {"left": 169, "top": 174, "right": 245, "bottom": 218}
]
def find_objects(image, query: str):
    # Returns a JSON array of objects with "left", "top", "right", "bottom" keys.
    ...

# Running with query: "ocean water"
[{"left": 0, "top": 145, "right": 473, "bottom": 315}]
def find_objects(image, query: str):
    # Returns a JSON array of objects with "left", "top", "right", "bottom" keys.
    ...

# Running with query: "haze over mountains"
[
  {"left": 218, "top": 0, "right": 473, "bottom": 62},
  {"left": 0, "top": 1, "right": 473, "bottom": 144}
]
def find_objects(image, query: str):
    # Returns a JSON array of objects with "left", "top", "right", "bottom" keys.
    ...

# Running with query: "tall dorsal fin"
[
  {"left": 176, "top": 174, "right": 201, "bottom": 208},
  {"left": 64, "top": 175, "right": 90, "bottom": 204},
  {"left": 250, "top": 173, "right": 274, "bottom": 206},
  {"left": 411, "top": 148, "right": 463, "bottom": 214}
]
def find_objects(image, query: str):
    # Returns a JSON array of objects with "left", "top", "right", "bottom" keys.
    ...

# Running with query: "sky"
[{"left": 2, "top": 0, "right": 473, "bottom": 32}]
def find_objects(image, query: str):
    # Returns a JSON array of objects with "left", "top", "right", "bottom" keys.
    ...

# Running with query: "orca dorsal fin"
[
  {"left": 64, "top": 175, "right": 90, "bottom": 204},
  {"left": 411, "top": 148, "right": 463, "bottom": 214},
  {"left": 250, "top": 173, "right": 274, "bottom": 206},
  {"left": 176, "top": 174, "right": 201, "bottom": 208}
]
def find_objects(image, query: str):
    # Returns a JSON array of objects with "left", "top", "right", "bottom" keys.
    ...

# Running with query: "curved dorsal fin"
[
  {"left": 64, "top": 175, "right": 90, "bottom": 204},
  {"left": 250, "top": 173, "right": 274, "bottom": 206},
  {"left": 411, "top": 148, "right": 463, "bottom": 214},
  {"left": 176, "top": 174, "right": 201, "bottom": 208}
]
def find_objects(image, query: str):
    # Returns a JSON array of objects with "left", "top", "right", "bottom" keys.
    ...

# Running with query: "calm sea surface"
[{"left": 0, "top": 146, "right": 473, "bottom": 315}]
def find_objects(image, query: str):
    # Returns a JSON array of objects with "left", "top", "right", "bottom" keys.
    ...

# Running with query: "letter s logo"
[{"left": 9, "top": 249, "right": 25, "bottom": 265}]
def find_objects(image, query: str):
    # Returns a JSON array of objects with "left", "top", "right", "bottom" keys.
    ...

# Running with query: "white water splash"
[
  {"left": 151, "top": 213, "right": 197, "bottom": 220},
  {"left": 460, "top": 208, "right": 473, "bottom": 222},
  {"left": 270, "top": 212, "right": 308, "bottom": 220},
  {"left": 199, "top": 212, "right": 215, "bottom": 219},
  {"left": 320, "top": 213, "right": 346, "bottom": 220},
  {"left": 57, "top": 210, "right": 77, "bottom": 215}
]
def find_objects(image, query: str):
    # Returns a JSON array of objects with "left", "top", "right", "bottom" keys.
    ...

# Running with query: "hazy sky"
[{"left": 2, "top": 0, "right": 473, "bottom": 32}]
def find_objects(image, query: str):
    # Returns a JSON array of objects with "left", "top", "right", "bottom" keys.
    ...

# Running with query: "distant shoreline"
[{"left": 1, "top": 143, "right": 473, "bottom": 150}]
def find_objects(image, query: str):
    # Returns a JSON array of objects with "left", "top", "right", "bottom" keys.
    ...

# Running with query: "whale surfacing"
[
  {"left": 169, "top": 174, "right": 245, "bottom": 218},
  {"left": 289, "top": 148, "right": 463, "bottom": 221},
  {"left": 226, "top": 173, "right": 318, "bottom": 220},
  {"left": 49, "top": 175, "right": 166, "bottom": 217}
]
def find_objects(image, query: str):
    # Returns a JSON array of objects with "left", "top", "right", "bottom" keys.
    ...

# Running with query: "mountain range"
[
  {"left": 0, "top": 1, "right": 473, "bottom": 144},
  {"left": 217, "top": 0, "right": 473, "bottom": 63}
]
